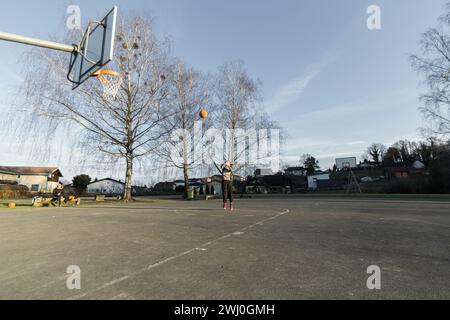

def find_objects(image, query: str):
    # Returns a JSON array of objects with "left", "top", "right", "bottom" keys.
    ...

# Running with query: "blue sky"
[{"left": 0, "top": 0, "right": 447, "bottom": 181}]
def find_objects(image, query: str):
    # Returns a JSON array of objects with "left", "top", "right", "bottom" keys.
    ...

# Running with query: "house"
[
  {"left": 0, "top": 166, "right": 63, "bottom": 193},
  {"left": 86, "top": 178, "right": 125, "bottom": 195},
  {"left": 284, "top": 167, "right": 307, "bottom": 176},
  {"left": 153, "top": 181, "right": 176, "bottom": 193},
  {"left": 189, "top": 181, "right": 205, "bottom": 195},
  {"left": 412, "top": 160, "right": 425, "bottom": 169},
  {"left": 387, "top": 168, "right": 409, "bottom": 179},
  {"left": 204, "top": 175, "right": 224, "bottom": 196},
  {"left": 189, "top": 178, "right": 204, "bottom": 185},
  {"left": 63, "top": 183, "right": 77, "bottom": 195},
  {"left": 385, "top": 167, "right": 424, "bottom": 179},
  {"left": 246, "top": 174, "right": 291, "bottom": 194},
  {"left": 132, "top": 185, "right": 152, "bottom": 196},
  {"left": 262, "top": 175, "right": 291, "bottom": 193},
  {"left": 254, "top": 168, "right": 273, "bottom": 177},
  {"left": 204, "top": 175, "right": 246, "bottom": 196},
  {"left": 307, "top": 173, "right": 330, "bottom": 190},
  {"left": 174, "top": 180, "right": 185, "bottom": 188},
  {"left": 172, "top": 179, "right": 204, "bottom": 188},
  {"left": 357, "top": 160, "right": 379, "bottom": 169}
]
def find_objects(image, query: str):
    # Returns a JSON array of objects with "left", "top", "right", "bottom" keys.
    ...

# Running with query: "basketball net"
[{"left": 92, "top": 70, "right": 123, "bottom": 101}]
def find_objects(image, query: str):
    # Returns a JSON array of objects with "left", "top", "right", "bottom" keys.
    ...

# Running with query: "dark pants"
[{"left": 222, "top": 180, "right": 233, "bottom": 203}]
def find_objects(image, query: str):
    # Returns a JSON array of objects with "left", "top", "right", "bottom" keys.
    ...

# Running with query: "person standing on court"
[{"left": 221, "top": 161, "right": 234, "bottom": 211}]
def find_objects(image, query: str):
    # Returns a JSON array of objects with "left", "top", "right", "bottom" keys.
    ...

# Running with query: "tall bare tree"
[
  {"left": 156, "top": 62, "right": 210, "bottom": 196},
  {"left": 366, "top": 143, "right": 387, "bottom": 165},
  {"left": 15, "top": 15, "right": 174, "bottom": 201},
  {"left": 411, "top": 3, "right": 450, "bottom": 135},
  {"left": 213, "top": 61, "right": 279, "bottom": 176}
]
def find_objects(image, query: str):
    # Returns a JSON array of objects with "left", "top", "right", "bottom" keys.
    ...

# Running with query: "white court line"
[{"left": 68, "top": 208, "right": 290, "bottom": 300}]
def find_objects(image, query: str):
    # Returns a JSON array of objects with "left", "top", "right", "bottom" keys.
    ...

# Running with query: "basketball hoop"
[{"left": 91, "top": 69, "right": 123, "bottom": 100}]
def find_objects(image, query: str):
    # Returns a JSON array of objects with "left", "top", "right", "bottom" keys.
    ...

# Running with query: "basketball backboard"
[
  {"left": 68, "top": 6, "right": 118, "bottom": 89},
  {"left": 336, "top": 157, "right": 357, "bottom": 170}
]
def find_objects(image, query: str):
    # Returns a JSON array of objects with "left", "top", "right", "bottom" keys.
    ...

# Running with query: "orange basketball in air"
[
  {"left": 8, "top": 202, "right": 16, "bottom": 209},
  {"left": 199, "top": 109, "right": 208, "bottom": 120}
]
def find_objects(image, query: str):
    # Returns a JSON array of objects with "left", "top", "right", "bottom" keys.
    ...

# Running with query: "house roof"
[
  {"left": 308, "top": 173, "right": 330, "bottom": 178},
  {"left": 154, "top": 181, "right": 175, "bottom": 186},
  {"left": 0, "top": 166, "right": 63, "bottom": 177},
  {"left": 285, "top": 167, "right": 305, "bottom": 171},
  {"left": 87, "top": 178, "right": 124, "bottom": 186}
]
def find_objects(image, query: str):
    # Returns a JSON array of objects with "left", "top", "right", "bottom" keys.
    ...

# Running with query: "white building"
[
  {"left": 412, "top": 160, "right": 425, "bottom": 169},
  {"left": 173, "top": 180, "right": 185, "bottom": 188},
  {"left": 307, "top": 173, "right": 330, "bottom": 190},
  {"left": 86, "top": 178, "right": 125, "bottom": 195},
  {"left": 254, "top": 168, "right": 273, "bottom": 177},
  {"left": 0, "top": 166, "right": 63, "bottom": 193},
  {"left": 205, "top": 176, "right": 223, "bottom": 196},
  {"left": 284, "top": 167, "right": 307, "bottom": 176}
]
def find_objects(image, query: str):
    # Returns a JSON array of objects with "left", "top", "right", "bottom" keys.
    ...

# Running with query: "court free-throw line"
[{"left": 68, "top": 208, "right": 290, "bottom": 300}]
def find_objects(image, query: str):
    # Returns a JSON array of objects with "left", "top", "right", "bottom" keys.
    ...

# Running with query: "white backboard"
[{"left": 336, "top": 157, "right": 357, "bottom": 170}]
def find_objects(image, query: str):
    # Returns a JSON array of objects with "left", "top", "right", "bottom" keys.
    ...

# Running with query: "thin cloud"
[
  {"left": 347, "top": 141, "right": 367, "bottom": 145},
  {"left": 265, "top": 58, "right": 331, "bottom": 114}
]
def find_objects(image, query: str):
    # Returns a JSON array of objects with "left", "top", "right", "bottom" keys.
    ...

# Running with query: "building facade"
[
  {"left": 0, "top": 166, "right": 63, "bottom": 193},
  {"left": 86, "top": 178, "right": 125, "bottom": 195},
  {"left": 284, "top": 167, "right": 307, "bottom": 176},
  {"left": 307, "top": 173, "right": 330, "bottom": 190}
]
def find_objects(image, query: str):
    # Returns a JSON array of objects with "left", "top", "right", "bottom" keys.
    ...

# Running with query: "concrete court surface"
[{"left": 0, "top": 197, "right": 449, "bottom": 300}]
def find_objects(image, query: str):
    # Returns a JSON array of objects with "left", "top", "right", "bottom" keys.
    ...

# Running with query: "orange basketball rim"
[{"left": 91, "top": 69, "right": 123, "bottom": 99}]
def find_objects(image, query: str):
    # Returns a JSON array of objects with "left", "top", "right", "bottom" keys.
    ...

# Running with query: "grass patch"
[
  {"left": 0, "top": 200, "right": 33, "bottom": 209},
  {"left": 0, "top": 197, "right": 174, "bottom": 209}
]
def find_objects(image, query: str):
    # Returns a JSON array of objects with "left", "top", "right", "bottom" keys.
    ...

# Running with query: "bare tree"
[
  {"left": 366, "top": 143, "right": 387, "bottom": 165},
  {"left": 411, "top": 3, "right": 450, "bottom": 135},
  {"left": 383, "top": 138, "right": 445, "bottom": 166},
  {"left": 213, "top": 61, "right": 279, "bottom": 176},
  {"left": 14, "top": 15, "right": 174, "bottom": 201},
  {"left": 156, "top": 62, "right": 210, "bottom": 197},
  {"left": 300, "top": 154, "right": 319, "bottom": 175}
]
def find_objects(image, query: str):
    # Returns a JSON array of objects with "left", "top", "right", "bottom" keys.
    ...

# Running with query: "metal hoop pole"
[{"left": 0, "top": 31, "right": 77, "bottom": 53}]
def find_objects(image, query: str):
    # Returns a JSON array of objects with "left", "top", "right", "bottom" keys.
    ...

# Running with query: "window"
[{"left": 31, "top": 184, "right": 39, "bottom": 192}]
